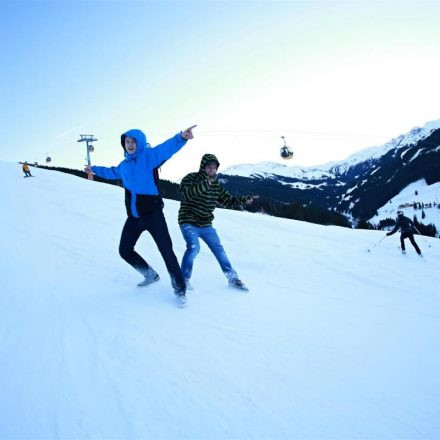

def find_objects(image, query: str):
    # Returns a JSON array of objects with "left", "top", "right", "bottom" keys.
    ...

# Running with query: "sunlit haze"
[{"left": 1, "top": 0, "right": 439, "bottom": 181}]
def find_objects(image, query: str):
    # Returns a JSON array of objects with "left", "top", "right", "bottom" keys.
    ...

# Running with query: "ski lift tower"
[{"left": 77, "top": 134, "right": 97, "bottom": 180}]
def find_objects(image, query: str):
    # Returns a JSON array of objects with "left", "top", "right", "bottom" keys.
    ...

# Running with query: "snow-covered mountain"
[
  {"left": 324, "top": 119, "right": 440, "bottom": 175},
  {"left": 222, "top": 161, "right": 335, "bottom": 181},
  {"left": 222, "top": 119, "right": 440, "bottom": 180},
  {"left": 370, "top": 179, "right": 440, "bottom": 229},
  {"left": 220, "top": 120, "right": 440, "bottom": 231},
  {"left": 1, "top": 160, "right": 439, "bottom": 439}
]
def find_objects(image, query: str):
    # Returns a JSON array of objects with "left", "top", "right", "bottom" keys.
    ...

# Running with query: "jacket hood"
[
  {"left": 121, "top": 129, "right": 148, "bottom": 159},
  {"left": 199, "top": 153, "right": 220, "bottom": 172}
]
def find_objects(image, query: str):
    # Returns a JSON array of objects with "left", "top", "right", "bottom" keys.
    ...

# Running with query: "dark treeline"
[
  {"left": 35, "top": 165, "right": 123, "bottom": 186},
  {"left": 33, "top": 165, "right": 437, "bottom": 235},
  {"left": 35, "top": 165, "right": 351, "bottom": 228},
  {"left": 243, "top": 196, "right": 350, "bottom": 227}
]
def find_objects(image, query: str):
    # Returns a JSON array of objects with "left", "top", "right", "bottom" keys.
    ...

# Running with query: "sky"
[
  {"left": 1, "top": 159, "right": 439, "bottom": 438},
  {"left": 1, "top": 0, "right": 440, "bottom": 181}
]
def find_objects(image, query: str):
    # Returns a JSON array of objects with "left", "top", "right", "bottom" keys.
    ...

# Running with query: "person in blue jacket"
[{"left": 85, "top": 125, "right": 196, "bottom": 306}]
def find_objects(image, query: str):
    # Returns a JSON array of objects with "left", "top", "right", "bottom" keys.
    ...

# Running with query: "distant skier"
[
  {"left": 178, "top": 153, "right": 259, "bottom": 291},
  {"left": 22, "top": 162, "right": 32, "bottom": 177},
  {"left": 386, "top": 210, "right": 423, "bottom": 257},
  {"left": 85, "top": 125, "right": 196, "bottom": 307}
]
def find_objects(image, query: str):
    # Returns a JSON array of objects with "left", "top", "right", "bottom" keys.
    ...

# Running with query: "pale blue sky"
[{"left": 1, "top": 0, "right": 439, "bottom": 180}]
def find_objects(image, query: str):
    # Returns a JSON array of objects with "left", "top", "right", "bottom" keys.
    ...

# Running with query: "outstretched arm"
[
  {"left": 149, "top": 125, "right": 197, "bottom": 168},
  {"left": 386, "top": 224, "right": 398, "bottom": 236},
  {"left": 218, "top": 186, "right": 256, "bottom": 209},
  {"left": 85, "top": 164, "right": 122, "bottom": 180}
]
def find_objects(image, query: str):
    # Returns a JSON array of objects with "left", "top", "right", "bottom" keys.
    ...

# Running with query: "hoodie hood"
[
  {"left": 121, "top": 129, "right": 148, "bottom": 160},
  {"left": 199, "top": 153, "right": 220, "bottom": 173}
]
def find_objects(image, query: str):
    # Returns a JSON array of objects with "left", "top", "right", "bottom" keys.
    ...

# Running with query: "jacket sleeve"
[
  {"left": 388, "top": 219, "right": 400, "bottom": 235},
  {"left": 149, "top": 133, "right": 187, "bottom": 169},
  {"left": 218, "top": 185, "right": 249, "bottom": 209},
  {"left": 179, "top": 174, "right": 211, "bottom": 202},
  {"left": 91, "top": 164, "right": 122, "bottom": 180}
]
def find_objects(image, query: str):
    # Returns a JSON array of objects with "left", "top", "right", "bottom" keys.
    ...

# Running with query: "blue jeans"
[{"left": 180, "top": 224, "right": 237, "bottom": 281}]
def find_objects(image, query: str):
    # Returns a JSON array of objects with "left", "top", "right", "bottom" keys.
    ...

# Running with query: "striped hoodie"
[{"left": 178, "top": 154, "right": 250, "bottom": 227}]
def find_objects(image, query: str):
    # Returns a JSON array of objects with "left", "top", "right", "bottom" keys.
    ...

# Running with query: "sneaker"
[
  {"left": 229, "top": 278, "right": 249, "bottom": 291},
  {"left": 185, "top": 279, "right": 194, "bottom": 291},
  {"left": 137, "top": 267, "right": 160, "bottom": 287},
  {"left": 175, "top": 293, "right": 187, "bottom": 308}
]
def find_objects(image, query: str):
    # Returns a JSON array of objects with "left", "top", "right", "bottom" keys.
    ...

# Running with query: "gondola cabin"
[{"left": 280, "top": 136, "right": 294, "bottom": 160}]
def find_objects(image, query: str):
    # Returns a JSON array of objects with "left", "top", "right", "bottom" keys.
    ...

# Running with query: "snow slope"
[{"left": 1, "top": 161, "right": 439, "bottom": 439}]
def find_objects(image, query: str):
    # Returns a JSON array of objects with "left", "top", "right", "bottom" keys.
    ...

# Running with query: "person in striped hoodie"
[{"left": 178, "top": 154, "right": 258, "bottom": 291}]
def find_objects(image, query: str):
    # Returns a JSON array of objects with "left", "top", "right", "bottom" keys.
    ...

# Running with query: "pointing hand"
[{"left": 182, "top": 125, "right": 197, "bottom": 140}]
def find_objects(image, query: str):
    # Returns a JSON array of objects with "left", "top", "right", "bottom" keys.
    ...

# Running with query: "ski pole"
[
  {"left": 367, "top": 235, "right": 387, "bottom": 252},
  {"left": 414, "top": 227, "right": 432, "bottom": 248}
]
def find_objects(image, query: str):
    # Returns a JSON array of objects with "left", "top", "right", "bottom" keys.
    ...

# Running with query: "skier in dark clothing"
[
  {"left": 387, "top": 210, "right": 423, "bottom": 256},
  {"left": 85, "top": 125, "right": 196, "bottom": 307}
]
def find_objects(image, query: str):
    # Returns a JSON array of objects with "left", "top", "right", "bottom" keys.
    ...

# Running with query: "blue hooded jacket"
[{"left": 91, "top": 129, "right": 187, "bottom": 218}]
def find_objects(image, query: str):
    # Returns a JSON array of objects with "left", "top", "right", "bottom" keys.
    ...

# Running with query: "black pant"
[
  {"left": 400, "top": 232, "right": 421, "bottom": 254},
  {"left": 24, "top": 171, "right": 32, "bottom": 177},
  {"left": 119, "top": 211, "right": 185, "bottom": 292}
]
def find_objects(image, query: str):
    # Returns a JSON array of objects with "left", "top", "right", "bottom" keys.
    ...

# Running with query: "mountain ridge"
[
  {"left": 218, "top": 119, "right": 440, "bottom": 230},
  {"left": 222, "top": 119, "right": 440, "bottom": 179}
]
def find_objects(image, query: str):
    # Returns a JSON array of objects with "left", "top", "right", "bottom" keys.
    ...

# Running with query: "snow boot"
[
  {"left": 137, "top": 267, "right": 160, "bottom": 287},
  {"left": 402, "top": 250, "right": 406, "bottom": 255},
  {"left": 229, "top": 278, "right": 249, "bottom": 291},
  {"left": 185, "top": 279, "right": 194, "bottom": 291},
  {"left": 171, "top": 276, "right": 187, "bottom": 307},
  {"left": 175, "top": 292, "right": 187, "bottom": 308}
]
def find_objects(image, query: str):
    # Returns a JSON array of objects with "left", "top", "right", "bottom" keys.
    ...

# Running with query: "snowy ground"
[{"left": 1, "top": 161, "right": 439, "bottom": 439}]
